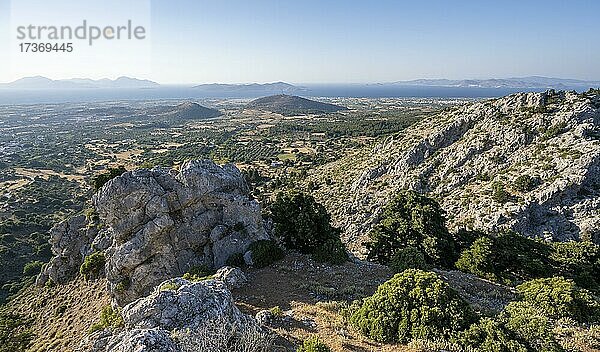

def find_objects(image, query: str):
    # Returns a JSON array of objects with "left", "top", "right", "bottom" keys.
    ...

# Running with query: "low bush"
[
  {"left": 492, "top": 181, "right": 510, "bottom": 203},
  {"left": 350, "top": 269, "right": 475, "bottom": 343},
  {"left": 311, "top": 236, "right": 347, "bottom": 265},
  {"left": 89, "top": 305, "right": 124, "bottom": 333},
  {"left": 80, "top": 252, "right": 106, "bottom": 281},
  {"left": 91, "top": 166, "right": 127, "bottom": 191},
  {"left": 516, "top": 277, "right": 600, "bottom": 323},
  {"left": 503, "top": 301, "right": 562, "bottom": 351},
  {"left": 249, "top": 240, "right": 284, "bottom": 268},
  {"left": 550, "top": 241, "right": 600, "bottom": 291},
  {"left": 22, "top": 260, "right": 43, "bottom": 276},
  {"left": 296, "top": 336, "right": 331, "bottom": 352},
  {"left": 182, "top": 265, "right": 214, "bottom": 281},
  {"left": 0, "top": 312, "right": 34, "bottom": 352},
  {"left": 512, "top": 175, "right": 538, "bottom": 192},
  {"left": 455, "top": 232, "right": 552, "bottom": 284},
  {"left": 389, "top": 246, "right": 427, "bottom": 273},
  {"left": 454, "top": 317, "right": 527, "bottom": 352}
]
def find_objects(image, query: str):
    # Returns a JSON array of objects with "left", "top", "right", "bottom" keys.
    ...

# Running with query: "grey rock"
[
  {"left": 255, "top": 310, "right": 274, "bottom": 326},
  {"left": 96, "top": 160, "right": 267, "bottom": 305},
  {"left": 79, "top": 328, "right": 177, "bottom": 352},
  {"left": 36, "top": 214, "right": 99, "bottom": 286},
  {"left": 213, "top": 266, "right": 247, "bottom": 290},
  {"left": 243, "top": 251, "right": 254, "bottom": 266},
  {"left": 122, "top": 278, "right": 250, "bottom": 331},
  {"left": 82, "top": 278, "right": 257, "bottom": 351},
  {"left": 310, "top": 91, "right": 600, "bottom": 255}
]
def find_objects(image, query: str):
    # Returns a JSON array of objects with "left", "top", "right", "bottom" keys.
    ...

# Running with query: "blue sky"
[{"left": 1, "top": 0, "right": 599, "bottom": 83}]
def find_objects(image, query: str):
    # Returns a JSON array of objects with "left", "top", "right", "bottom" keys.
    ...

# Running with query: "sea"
[{"left": 0, "top": 85, "right": 552, "bottom": 105}]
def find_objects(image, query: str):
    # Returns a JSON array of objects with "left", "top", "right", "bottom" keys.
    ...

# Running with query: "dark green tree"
[
  {"left": 270, "top": 191, "right": 346, "bottom": 264},
  {"left": 365, "top": 190, "right": 455, "bottom": 267}
]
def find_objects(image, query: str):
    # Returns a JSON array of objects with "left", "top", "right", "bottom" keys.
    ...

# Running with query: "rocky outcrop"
[
  {"left": 80, "top": 278, "right": 255, "bottom": 352},
  {"left": 39, "top": 160, "right": 268, "bottom": 305},
  {"left": 311, "top": 91, "right": 600, "bottom": 255},
  {"left": 36, "top": 214, "right": 99, "bottom": 285}
]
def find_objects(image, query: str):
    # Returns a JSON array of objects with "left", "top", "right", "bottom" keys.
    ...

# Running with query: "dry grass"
[{"left": 6, "top": 278, "right": 110, "bottom": 352}]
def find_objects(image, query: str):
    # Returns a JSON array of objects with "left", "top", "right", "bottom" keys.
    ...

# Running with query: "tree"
[
  {"left": 365, "top": 190, "right": 455, "bottom": 267},
  {"left": 270, "top": 191, "right": 346, "bottom": 264}
]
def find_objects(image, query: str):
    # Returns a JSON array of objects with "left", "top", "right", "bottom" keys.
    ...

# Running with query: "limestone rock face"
[
  {"left": 310, "top": 91, "right": 600, "bottom": 255},
  {"left": 80, "top": 278, "right": 255, "bottom": 352},
  {"left": 36, "top": 214, "right": 98, "bottom": 286},
  {"left": 39, "top": 160, "right": 267, "bottom": 305}
]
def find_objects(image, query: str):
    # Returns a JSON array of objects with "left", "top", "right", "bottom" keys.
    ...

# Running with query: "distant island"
[
  {"left": 382, "top": 76, "right": 600, "bottom": 90},
  {"left": 0, "top": 76, "right": 160, "bottom": 89},
  {"left": 246, "top": 94, "right": 347, "bottom": 116}
]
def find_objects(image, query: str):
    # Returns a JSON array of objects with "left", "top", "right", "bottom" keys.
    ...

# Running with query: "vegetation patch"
[
  {"left": 248, "top": 240, "right": 285, "bottom": 268},
  {"left": 365, "top": 190, "right": 457, "bottom": 268},
  {"left": 91, "top": 166, "right": 127, "bottom": 191},
  {"left": 296, "top": 336, "right": 331, "bottom": 352},
  {"left": 80, "top": 252, "right": 106, "bottom": 281},
  {"left": 270, "top": 191, "right": 347, "bottom": 264},
  {"left": 350, "top": 269, "right": 475, "bottom": 343},
  {"left": 89, "top": 305, "right": 124, "bottom": 333}
]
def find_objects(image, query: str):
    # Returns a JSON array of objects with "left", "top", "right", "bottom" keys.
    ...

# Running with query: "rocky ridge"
[{"left": 311, "top": 90, "right": 600, "bottom": 255}]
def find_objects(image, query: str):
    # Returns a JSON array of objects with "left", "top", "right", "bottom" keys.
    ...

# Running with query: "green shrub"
[
  {"left": 91, "top": 166, "right": 127, "bottom": 191},
  {"left": 225, "top": 252, "right": 245, "bottom": 267},
  {"left": 249, "top": 240, "right": 284, "bottom": 268},
  {"left": 503, "top": 301, "right": 562, "bottom": 351},
  {"left": 311, "top": 236, "right": 347, "bottom": 265},
  {"left": 492, "top": 181, "right": 510, "bottom": 203},
  {"left": 365, "top": 190, "right": 456, "bottom": 267},
  {"left": 455, "top": 232, "right": 552, "bottom": 284},
  {"left": 550, "top": 241, "right": 600, "bottom": 290},
  {"left": 160, "top": 281, "right": 182, "bottom": 291},
  {"left": 454, "top": 317, "right": 527, "bottom": 352},
  {"left": 269, "top": 306, "right": 283, "bottom": 317},
  {"left": 22, "top": 260, "right": 43, "bottom": 276},
  {"left": 89, "top": 305, "right": 124, "bottom": 333},
  {"left": 350, "top": 269, "right": 475, "bottom": 343},
  {"left": 296, "top": 336, "right": 331, "bottom": 352},
  {"left": 512, "top": 175, "right": 538, "bottom": 192},
  {"left": 389, "top": 246, "right": 427, "bottom": 273},
  {"left": 80, "top": 252, "right": 106, "bottom": 281},
  {"left": 270, "top": 191, "right": 346, "bottom": 264},
  {"left": 182, "top": 265, "right": 214, "bottom": 281},
  {"left": 516, "top": 277, "right": 600, "bottom": 323}
]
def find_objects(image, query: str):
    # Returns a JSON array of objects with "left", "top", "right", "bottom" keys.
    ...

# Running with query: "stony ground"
[{"left": 5, "top": 253, "right": 521, "bottom": 352}]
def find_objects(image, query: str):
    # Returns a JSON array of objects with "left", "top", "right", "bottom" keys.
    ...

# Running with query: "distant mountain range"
[
  {"left": 1, "top": 76, "right": 598, "bottom": 95},
  {"left": 384, "top": 76, "right": 600, "bottom": 89},
  {"left": 246, "top": 94, "right": 347, "bottom": 116},
  {"left": 0, "top": 76, "right": 160, "bottom": 89}
]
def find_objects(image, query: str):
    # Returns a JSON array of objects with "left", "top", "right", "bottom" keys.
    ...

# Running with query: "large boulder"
[{"left": 80, "top": 278, "right": 256, "bottom": 352}]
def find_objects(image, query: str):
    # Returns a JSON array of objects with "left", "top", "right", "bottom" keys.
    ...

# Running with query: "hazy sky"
[{"left": 1, "top": 0, "right": 599, "bottom": 84}]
